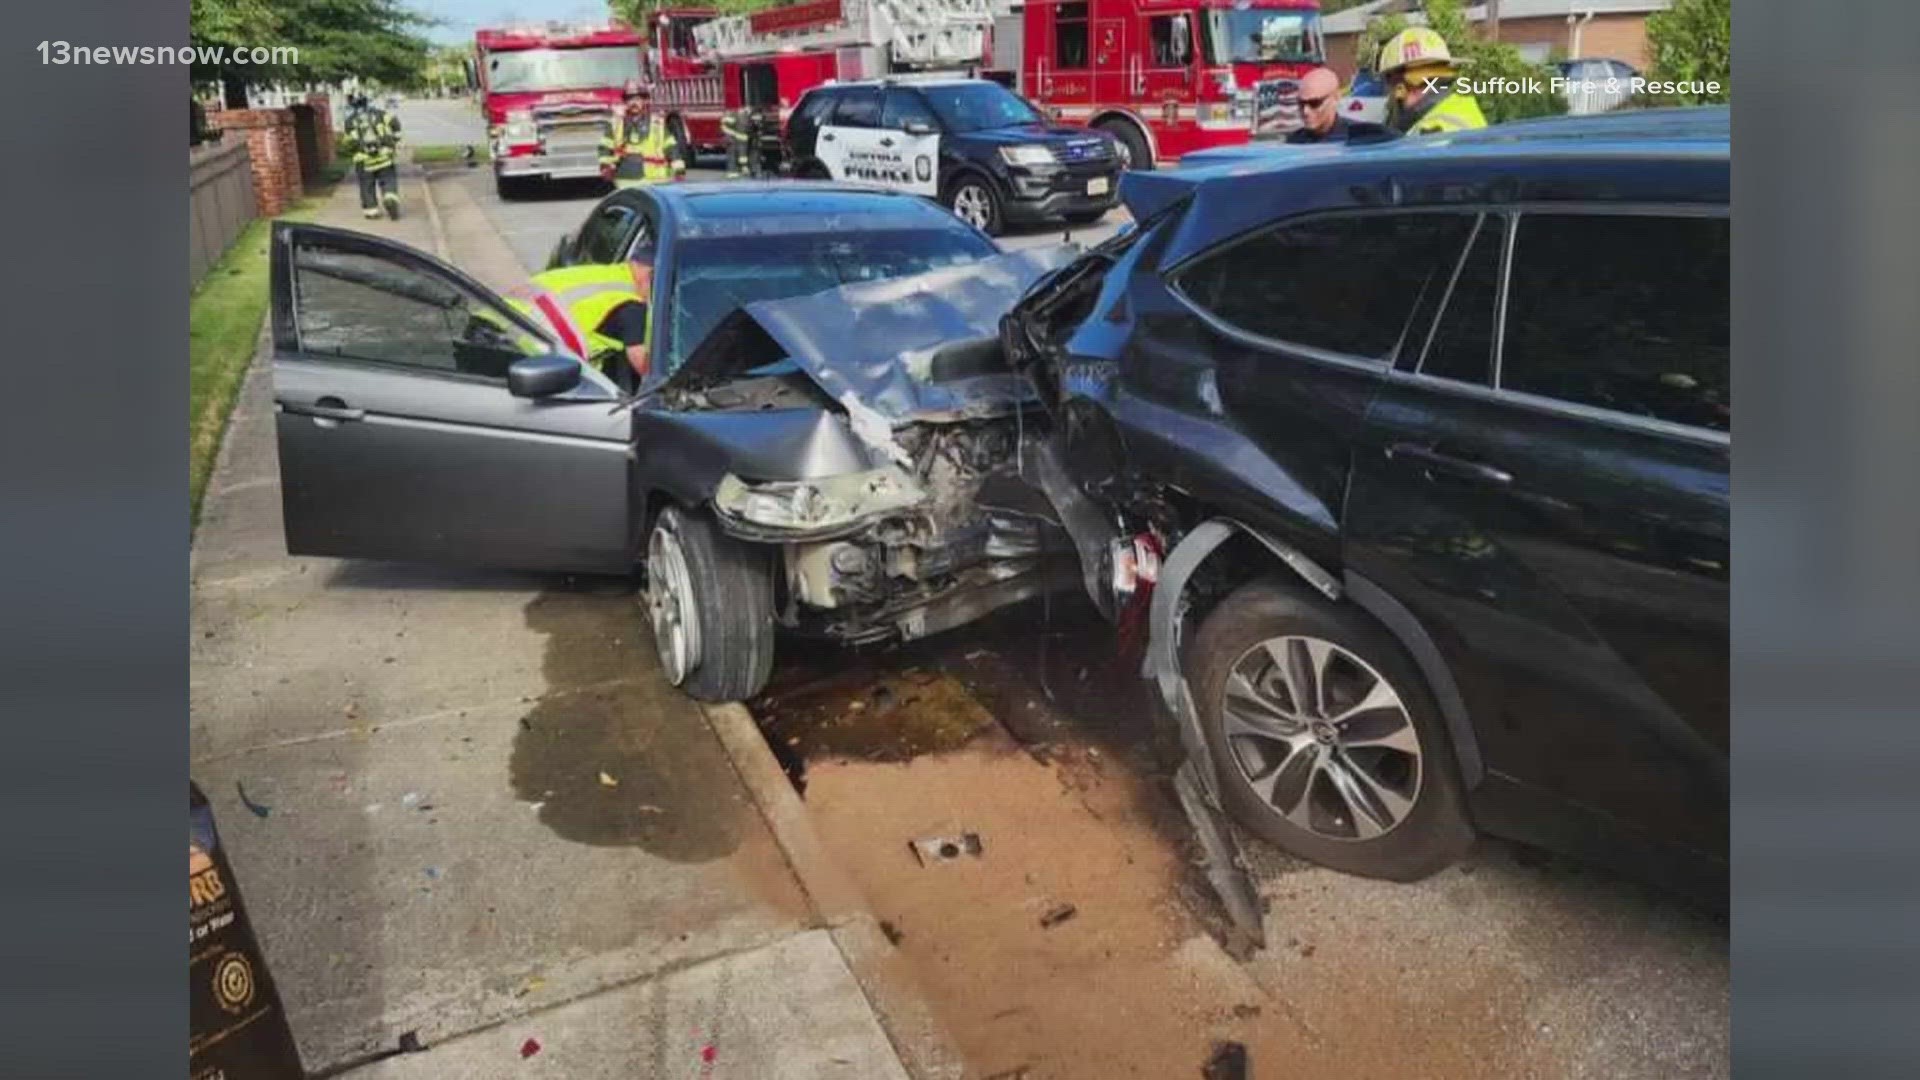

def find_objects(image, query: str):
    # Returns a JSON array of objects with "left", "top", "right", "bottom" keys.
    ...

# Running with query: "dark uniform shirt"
[{"left": 1287, "top": 117, "right": 1399, "bottom": 145}]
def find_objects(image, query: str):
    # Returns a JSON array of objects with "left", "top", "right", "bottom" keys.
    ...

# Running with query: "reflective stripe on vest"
[{"left": 527, "top": 263, "right": 647, "bottom": 356}]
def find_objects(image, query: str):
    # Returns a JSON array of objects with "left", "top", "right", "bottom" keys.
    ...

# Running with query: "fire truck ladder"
[{"left": 692, "top": 0, "right": 993, "bottom": 69}]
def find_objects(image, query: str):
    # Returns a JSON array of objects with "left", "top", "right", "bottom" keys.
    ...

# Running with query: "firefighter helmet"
[
  {"left": 1377, "top": 27, "right": 1457, "bottom": 78},
  {"left": 622, "top": 79, "right": 650, "bottom": 101}
]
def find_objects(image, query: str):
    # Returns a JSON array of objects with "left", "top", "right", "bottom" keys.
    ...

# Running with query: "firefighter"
[
  {"left": 1377, "top": 28, "right": 1488, "bottom": 136},
  {"left": 511, "top": 256, "right": 659, "bottom": 389},
  {"left": 341, "top": 92, "right": 403, "bottom": 219},
  {"left": 600, "top": 81, "right": 687, "bottom": 188},
  {"left": 721, "top": 104, "right": 753, "bottom": 179}
]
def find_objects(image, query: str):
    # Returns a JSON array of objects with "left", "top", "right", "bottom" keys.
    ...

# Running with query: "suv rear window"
[
  {"left": 1175, "top": 212, "right": 1479, "bottom": 361},
  {"left": 1501, "top": 212, "right": 1729, "bottom": 432}
]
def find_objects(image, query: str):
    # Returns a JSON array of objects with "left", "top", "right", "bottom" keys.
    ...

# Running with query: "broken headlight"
[{"left": 713, "top": 467, "right": 927, "bottom": 534}]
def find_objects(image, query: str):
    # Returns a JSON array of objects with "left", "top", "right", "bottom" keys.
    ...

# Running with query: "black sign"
[{"left": 191, "top": 782, "right": 305, "bottom": 1080}]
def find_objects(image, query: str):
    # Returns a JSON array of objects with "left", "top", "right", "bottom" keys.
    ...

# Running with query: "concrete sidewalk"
[{"left": 190, "top": 167, "right": 934, "bottom": 1078}]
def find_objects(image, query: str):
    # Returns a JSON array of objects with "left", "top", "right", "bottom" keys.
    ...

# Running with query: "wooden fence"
[{"left": 190, "top": 139, "right": 257, "bottom": 287}]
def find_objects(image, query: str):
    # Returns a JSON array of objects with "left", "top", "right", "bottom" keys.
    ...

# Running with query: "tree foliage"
[
  {"left": 1355, "top": 0, "right": 1566, "bottom": 124},
  {"left": 192, "top": 0, "right": 430, "bottom": 100},
  {"left": 1645, "top": 0, "right": 1730, "bottom": 104}
]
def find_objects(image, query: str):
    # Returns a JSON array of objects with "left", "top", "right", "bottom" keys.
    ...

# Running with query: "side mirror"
[
  {"left": 904, "top": 120, "right": 937, "bottom": 136},
  {"left": 508, "top": 354, "right": 584, "bottom": 398}
]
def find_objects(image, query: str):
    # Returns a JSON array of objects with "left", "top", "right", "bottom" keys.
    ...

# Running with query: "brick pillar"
[
  {"left": 207, "top": 107, "right": 302, "bottom": 216},
  {"left": 306, "top": 93, "right": 335, "bottom": 170}
]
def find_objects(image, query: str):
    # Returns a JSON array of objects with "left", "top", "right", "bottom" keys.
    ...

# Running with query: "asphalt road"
[{"left": 395, "top": 95, "right": 489, "bottom": 149}]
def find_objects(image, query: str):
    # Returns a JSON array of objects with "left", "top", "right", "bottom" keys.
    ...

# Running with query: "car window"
[
  {"left": 663, "top": 226, "right": 996, "bottom": 374},
  {"left": 577, "top": 203, "right": 639, "bottom": 265},
  {"left": 1417, "top": 214, "right": 1504, "bottom": 384},
  {"left": 880, "top": 88, "right": 938, "bottom": 130},
  {"left": 1501, "top": 212, "right": 1729, "bottom": 432},
  {"left": 1055, "top": 2, "right": 1089, "bottom": 68},
  {"left": 1175, "top": 211, "right": 1480, "bottom": 361},
  {"left": 1148, "top": 15, "right": 1193, "bottom": 68},
  {"left": 794, "top": 90, "right": 835, "bottom": 127},
  {"left": 291, "top": 238, "right": 547, "bottom": 380},
  {"left": 829, "top": 88, "right": 882, "bottom": 128}
]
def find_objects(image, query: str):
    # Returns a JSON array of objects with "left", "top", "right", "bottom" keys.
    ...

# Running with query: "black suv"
[
  {"left": 1005, "top": 108, "right": 1730, "bottom": 904},
  {"left": 784, "top": 78, "right": 1122, "bottom": 236}
]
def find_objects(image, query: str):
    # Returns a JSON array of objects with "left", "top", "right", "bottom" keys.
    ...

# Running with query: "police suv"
[{"left": 784, "top": 77, "right": 1122, "bottom": 236}]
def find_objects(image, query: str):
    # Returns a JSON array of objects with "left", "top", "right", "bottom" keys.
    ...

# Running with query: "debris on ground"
[
  {"left": 519, "top": 1037, "right": 541, "bottom": 1059},
  {"left": 396, "top": 1031, "right": 422, "bottom": 1053},
  {"left": 400, "top": 791, "right": 423, "bottom": 809},
  {"left": 1201, "top": 1041, "right": 1249, "bottom": 1080},
  {"left": 236, "top": 781, "right": 272, "bottom": 819},
  {"left": 598, "top": 770, "right": 619, "bottom": 788},
  {"left": 983, "top": 1068, "right": 1031, "bottom": 1080},
  {"left": 1039, "top": 903, "right": 1077, "bottom": 929},
  {"left": 423, "top": 867, "right": 441, "bottom": 880},
  {"left": 911, "top": 833, "right": 984, "bottom": 866},
  {"left": 513, "top": 975, "right": 546, "bottom": 999},
  {"left": 880, "top": 920, "right": 905, "bottom": 946}
]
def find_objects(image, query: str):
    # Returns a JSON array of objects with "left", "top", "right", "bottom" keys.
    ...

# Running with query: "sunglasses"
[{"left": 1298, "top": 95, "right": 1332, "bottom": 109}]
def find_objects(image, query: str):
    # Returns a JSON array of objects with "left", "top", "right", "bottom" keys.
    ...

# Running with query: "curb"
[
  {"left": 703, "top": 702, "right": 967, "bottom": 1080},
  {"left": 414, "top": 163, "right": 451, "bottom": 262}
]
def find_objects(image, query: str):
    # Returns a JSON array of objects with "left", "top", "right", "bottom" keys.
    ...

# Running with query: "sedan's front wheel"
[
  {"left": 645, "top": 507, "right": 775, "bottom": 702},
  {"left": 1188, "top": 578, "right": 1473, "bottom": 880}
]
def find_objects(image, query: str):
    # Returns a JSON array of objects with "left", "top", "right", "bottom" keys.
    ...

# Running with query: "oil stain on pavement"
[{"left": 509, "top": 586, "right": 747, "bottom": 861}]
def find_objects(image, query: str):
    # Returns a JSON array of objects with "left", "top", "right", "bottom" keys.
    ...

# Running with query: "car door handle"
[
  {"left": 822, "top": 133, "right": 836, "bottom": 142},
  {"left": 878, "top": 137, "right": 895, "bottom": 148},
  {"left": 1387, "top": 443, "right": 1512, "bottom": 485},
  {"left": 289, "top": 399, "right": 365, "bottom": 422}
]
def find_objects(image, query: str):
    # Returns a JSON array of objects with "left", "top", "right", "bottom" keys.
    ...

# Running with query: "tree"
[
  {"left": 192, "top": 0, "right": 431, "bottom": 107},
  {"left": 1644, "top": 0, "right": 1730, "bottom": 104},
  {"left": 1355, "top": 0, "right": 1565, "bottom": 124}
]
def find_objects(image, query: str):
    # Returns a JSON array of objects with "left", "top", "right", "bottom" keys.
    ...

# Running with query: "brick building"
[{"left": 1323, "top": 0, "right": 1671, "bottom": 81}]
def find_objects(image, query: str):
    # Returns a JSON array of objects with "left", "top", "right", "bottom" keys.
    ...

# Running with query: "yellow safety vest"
[
  {"left": 599, "top": 115, "right": 685, "bottom": 184},
  {"left": 1401, "top": 88, "right": 1489, "bottom": 135},
  {"left": 515, "top": 261, "right": 651, "bottom": 362}
]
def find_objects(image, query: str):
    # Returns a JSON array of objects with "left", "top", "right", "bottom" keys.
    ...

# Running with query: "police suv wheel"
[
  {"left": 944, "top": 177, "right": 1002, "bottom": 235},
  {"left": 645, "top": 507, "right": 775, "bottom": 702}
]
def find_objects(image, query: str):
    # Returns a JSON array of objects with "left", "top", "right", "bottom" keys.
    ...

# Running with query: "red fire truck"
[
  {"left": 986, "top": 0, "right": 1327, "bottom": 164},
  {"left": 649, "top": 0, "right": 1322, "bottom": 170},
  {"left": 474, "top": 23, "right": 646, "bottom": 197}
]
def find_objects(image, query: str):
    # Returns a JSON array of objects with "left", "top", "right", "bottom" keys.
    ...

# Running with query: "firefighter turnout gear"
[
  {"left": 722, "top": 107, "right": 752, "bottom": 179},
  {"left": 1376, "top": 27, "right": 1487, "bottom": 136},
  {"left": 600, "top": 112, "right": 686, "bottom": 187},
  {"left": 342, "top": 104, "right": 403, "bottom": 219}
]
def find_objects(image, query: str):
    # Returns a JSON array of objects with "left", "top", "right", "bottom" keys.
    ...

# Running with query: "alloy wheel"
[
  {"left": 1218, "top": 635, "right": 1423, "bottom": 841},
  {"left": 951, "top": 184, "right": 993, "bottom": 230},
  {"left": 646, "top": 524, "right": 701, "bottom": 685}
]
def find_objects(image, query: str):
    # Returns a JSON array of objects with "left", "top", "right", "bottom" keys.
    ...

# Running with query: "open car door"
[{"left": 269, "top": 222, "right": 629, "bottom": 573}]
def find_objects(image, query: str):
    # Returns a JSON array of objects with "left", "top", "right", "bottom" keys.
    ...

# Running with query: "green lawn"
[
  {"left": 189, "top": 185, "right": 331, "bottom": 528},
  {"left": 410, "top": 143, "right": 470, "bottom": 164}
]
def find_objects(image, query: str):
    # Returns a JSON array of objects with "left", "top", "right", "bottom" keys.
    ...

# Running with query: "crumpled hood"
[{"left": 668, "top": 244, "right": 1079, "bottom": 427}]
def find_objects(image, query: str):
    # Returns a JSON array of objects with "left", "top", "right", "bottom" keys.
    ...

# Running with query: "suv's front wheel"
[
  {"left": 943, "top": 175, "right": 1003, "bottom": 235},
  {"left": 645, "top": 507, "right": 775, "bottom": 702},
  {"left": 1187, "top": 578, "right": 1473, "bottom": 880}
]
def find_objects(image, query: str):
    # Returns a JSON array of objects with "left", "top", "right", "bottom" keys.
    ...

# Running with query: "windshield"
[
  {"left": 485, "top": 46, "right": 639, "bottom": 93},
  {"left": 663, "top": 229, "right": 998, "bottom": 373},
  {"left": 921, "top": 83, "right": 1044, "bottom": 133},
  {"left": 1207, "top": 9, "right": 1323, "bottom": 65}
]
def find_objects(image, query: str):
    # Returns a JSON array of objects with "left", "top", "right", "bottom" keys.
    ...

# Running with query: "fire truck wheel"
[
  {"left": 1097, "top": 119, "right": 1154, "bottom": 172},
  {"left": 495, "top": 175, "right": 529, "bottom": 201},
  {"left": 943, "top": 175, "right": 1003, "bottom": 236}
]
